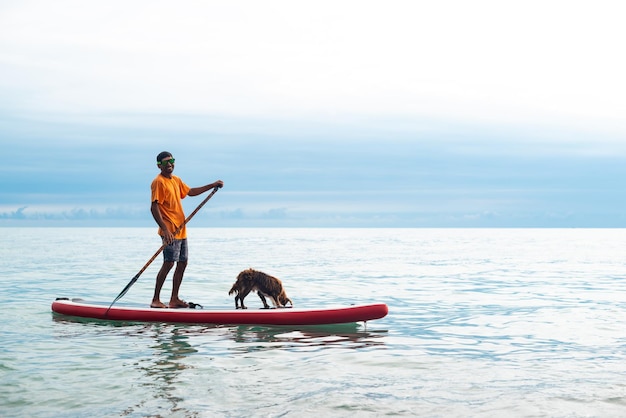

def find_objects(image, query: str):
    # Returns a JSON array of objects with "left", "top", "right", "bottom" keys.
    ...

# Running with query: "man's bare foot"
[
  {"left": 168, "top": 299, "right": 189, "bottom": 309},
  {"left": 150, "top": 300, "right": 168, "bottom": 308}
]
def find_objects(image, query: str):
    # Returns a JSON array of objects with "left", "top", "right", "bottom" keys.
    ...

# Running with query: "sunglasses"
[{"left": 158, "top": 158, "right": 175, "bottom": 165}]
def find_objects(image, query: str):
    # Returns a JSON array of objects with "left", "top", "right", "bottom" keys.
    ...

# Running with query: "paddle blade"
[{"left": 107, "top": 275, "right": 139, "bottom": 312}]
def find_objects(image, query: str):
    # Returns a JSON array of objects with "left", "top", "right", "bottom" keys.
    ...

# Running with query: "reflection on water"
[
  {"left": 129, "top": 325, "right": 199, "bottom": 417},
  {"left": 227, "top": 324, "right": 387, "bottom": 353},
  {"left": 52, "top": 315, "right": 388, "bottom": 354}
]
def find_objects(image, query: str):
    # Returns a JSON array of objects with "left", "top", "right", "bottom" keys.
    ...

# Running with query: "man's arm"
[
  {"left": 151, "top": 200, "right": 175, "bottom": 244},
  {"left": 187, "top": 180, "right": 224, "bottom": 197}
]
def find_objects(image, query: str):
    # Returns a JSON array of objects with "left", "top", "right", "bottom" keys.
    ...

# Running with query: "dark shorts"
[{"left": 163, "top": 238, "right": 188, "bottom": 262}]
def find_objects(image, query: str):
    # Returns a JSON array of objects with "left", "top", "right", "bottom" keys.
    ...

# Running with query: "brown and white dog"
[{"left": 228, "top": 268, "right": 293, "bottom": 309}]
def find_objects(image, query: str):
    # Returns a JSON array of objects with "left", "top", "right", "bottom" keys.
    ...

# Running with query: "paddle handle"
[{"left": 107, "top": 186, "right": 220, "bottom": 312}]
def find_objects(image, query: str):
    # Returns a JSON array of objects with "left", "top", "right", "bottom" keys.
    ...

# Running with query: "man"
[{"left": 150, "top": 151, "right": 224, "bottom": 308}]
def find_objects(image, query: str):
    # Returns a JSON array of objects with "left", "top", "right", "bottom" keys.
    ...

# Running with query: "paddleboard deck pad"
[{"left": 51, "top": 298, "right": 388, "bottom": 325}]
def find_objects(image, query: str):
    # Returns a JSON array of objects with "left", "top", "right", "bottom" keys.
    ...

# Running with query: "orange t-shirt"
[{"left": 151, "top": 174, "right": 191, "bottom": 239}]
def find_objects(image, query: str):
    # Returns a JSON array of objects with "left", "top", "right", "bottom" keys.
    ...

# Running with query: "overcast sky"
[{"left": 2, "top": 0, "right": 626, "bottom": 227}]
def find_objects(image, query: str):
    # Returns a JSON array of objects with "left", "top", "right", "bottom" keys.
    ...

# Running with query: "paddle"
[{"left": 106, "top": 186, "right": 220, "bottom": 314}]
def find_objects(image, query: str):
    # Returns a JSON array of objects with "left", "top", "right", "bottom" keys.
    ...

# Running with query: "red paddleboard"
[{"left": 51, "top": 298, "right": 388, "bottom": 326}]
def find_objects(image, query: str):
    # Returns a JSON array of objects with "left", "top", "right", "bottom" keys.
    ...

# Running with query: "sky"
[{"left": 1, "top": 0, "right": 626, "bottom": 227}]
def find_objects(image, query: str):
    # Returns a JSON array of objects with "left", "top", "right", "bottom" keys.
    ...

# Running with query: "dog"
[{"left": 228, "top": 268, "right": 293, "bottom": 309}]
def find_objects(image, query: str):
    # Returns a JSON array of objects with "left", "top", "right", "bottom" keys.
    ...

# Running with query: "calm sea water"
[{"left": 1, "top": 227, "right": 626, "bottom": 417}]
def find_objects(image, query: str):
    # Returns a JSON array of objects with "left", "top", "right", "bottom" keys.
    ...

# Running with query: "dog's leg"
[
  {"left": 234, "top": 293, "right": 241, "bottom": 309},
  {"left": 270, "top": 295, "right": 284, "bottom": 308},
  {"left": 239, "top": 289, "right": 252, "bottom": 309},
  {"left": 257, "top": 292, "right": 271, "bottom": 309}
]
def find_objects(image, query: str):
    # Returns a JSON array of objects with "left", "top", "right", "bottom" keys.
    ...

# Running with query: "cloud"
[
  {"left": 0, "top": 206, "right": 28, "bottom": 219},
  {"left": 2, "top": 109, "right": 626, "bottom": 227}
]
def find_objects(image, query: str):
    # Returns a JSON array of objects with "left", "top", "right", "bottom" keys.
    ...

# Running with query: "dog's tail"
[{"left": 228, "top": 283, "right": 238, "bottom": 296}]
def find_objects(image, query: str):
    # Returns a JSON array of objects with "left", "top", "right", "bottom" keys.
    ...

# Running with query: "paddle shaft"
[{"left": 106, "top": 186, "right": 220, "bottom": 312}]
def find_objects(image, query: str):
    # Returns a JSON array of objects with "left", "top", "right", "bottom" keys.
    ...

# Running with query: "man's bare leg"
[
  {"left": 169, "top": 261, "right": 188, "bottom": 308},
  {"left": 151, "top": 261, "right": 174, "bottom": 308}
]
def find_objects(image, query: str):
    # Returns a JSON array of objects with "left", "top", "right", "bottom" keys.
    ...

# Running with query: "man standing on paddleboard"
[{"left": 150, "top": 151, "right": 224, "bottom": 308}]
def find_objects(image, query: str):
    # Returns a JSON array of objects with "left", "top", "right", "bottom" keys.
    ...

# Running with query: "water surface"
[{"left": 1, "top": 228, "right": 626, "bottom": 417}]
